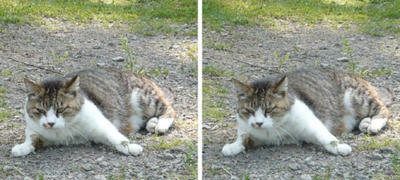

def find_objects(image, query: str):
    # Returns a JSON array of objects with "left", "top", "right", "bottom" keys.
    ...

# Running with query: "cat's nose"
[
  {"left": 255, "top": 122, "right": 263, "bottom": 127},
  {"left": 48, "top": 122, "right": 55, "bottom": 127}
]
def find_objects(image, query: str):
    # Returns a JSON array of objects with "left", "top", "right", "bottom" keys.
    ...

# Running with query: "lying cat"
[
  {"left": 222, "top": 68, "right": 392, "bottom": 156},
  {"left": 12, "top": 68, "right": 176, "bottom": 156}
]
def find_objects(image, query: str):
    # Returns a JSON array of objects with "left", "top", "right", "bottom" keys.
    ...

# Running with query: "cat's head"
[
  {"left": 24, "top": 75, "right": 83, "bottom": 129},
  {"left": 233, "top": 76, "right": 291, "bottom": 129}
]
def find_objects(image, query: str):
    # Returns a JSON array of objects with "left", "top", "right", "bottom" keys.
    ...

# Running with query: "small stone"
[
  {"left": 107, "top": 42, "right": 115, "bottom": 47},
  {"left": 82, "top": 164, "right": 92, "bottom": 171},
  {"left": 337, "top": 57, "right": 349, "bottom": 62},
  {"left": 288, "top": 163, "right": 300, "bottom": 170},
  {"left": 93, "top": 45, "right": 101, "bottom": 49},
  {"left": 112, "top": 56, "right": 125, "bottom": 62},
  {"left": 24, "top": 177, "right": 33, "bottom": 180},
  {"left": 369, "top": 153, "right": 383, "bottom": 160},
  {"left": 203, "top": 124, "right": 211, "bottom": 130},
  {"left": 319, "top": 46, "right": 327, "bottom": 50},
  {"left": 96, "top": 63, "right": 106, "bottom": 67},
  {"left": 159, "top": 153, "right": 175, "bottom": 160},
  {"left": 320, "top": 63, "right": 329, "bottom": 68},
  {"left": 3, "top": 165, "right": 13, "bottom": 171},
  {"left": 99, "top": 161, "right": 108, "bottom": 167},
  {"left": 298, "top": 174, "right": 312, "bottom": 180},
  {"left": 90, "top": 175, "right": 106, "bottom": 180},
  {"left": 230, "top": 175, "right": 239, "bottom": 180},
  {"left": 258, "top": 44, "right": 263, "bottom": 47},
  {"left": 354, "top": 174, "right": 368, "bottom": 180},
  {"left": 380, "top": 147, "right": 395, "bottom": 153}
]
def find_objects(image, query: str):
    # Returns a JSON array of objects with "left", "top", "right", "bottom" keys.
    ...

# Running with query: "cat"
[
  {"left": 12, "top": 68, "right": 176, "bottom": 157},
  {"left": 222, "top": 68, "right": 392, "bottom": 156}
]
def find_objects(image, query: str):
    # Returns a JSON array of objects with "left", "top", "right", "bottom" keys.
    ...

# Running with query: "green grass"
[
  {"left": 357, "top": 135, "right": 400, "bottom": 150},
  {"left": 204, "top": 0, "right": 400, "bottom": 36},
  {"left": 0, "top": 88, "right": 12, "bottom": 124},
  {"left": 0, "top": 0, "right": 197, "bottom": 36}
]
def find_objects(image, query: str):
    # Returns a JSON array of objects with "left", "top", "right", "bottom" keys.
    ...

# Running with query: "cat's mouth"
[
  {"left": 42, "top": 122, "right": 56, "bottom": 129},
  {"left": 251, "top": 122, "right": 264, "bottom": 128}
]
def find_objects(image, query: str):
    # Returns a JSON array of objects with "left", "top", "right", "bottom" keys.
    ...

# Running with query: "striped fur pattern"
[
  {"left": 222, "top": 68, "right": 391, "bottom": 156},
  {"left": 12, "top": 68, "right": 175, "bottom": 156}
]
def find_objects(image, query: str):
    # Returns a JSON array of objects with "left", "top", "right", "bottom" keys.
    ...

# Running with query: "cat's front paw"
[
  {"left": 146, "top": 117, "right": 172, "bottom": 134},
  {"left": 359, "top": 118, "right": 371, "bottom": 133},
  {"left": 11, "top": 143, "right": 35, "bottom": 157},
  {"left": 324, "top": 141, "right": 352, "bottom": 156},
  {"left": 359, "top": 117, "right": 386, "bottom": 134},
  {"left": 222, "top": 143, "right": 245, "bottom": 156},
  {"left": 145, "top": 117, "right": 158, "bottom": 133},
  {"left": 115, "top": 142, "right": 143, "bottom": 156}
]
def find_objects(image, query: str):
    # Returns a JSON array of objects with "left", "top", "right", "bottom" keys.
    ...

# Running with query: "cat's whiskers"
[
  {"left": 69, "top": 126, "right": 89, "bottom": 142},
  {"left": 276, "top": 125, "right": 297, "bottom": 143}
]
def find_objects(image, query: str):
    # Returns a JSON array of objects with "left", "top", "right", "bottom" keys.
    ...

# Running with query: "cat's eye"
[
  {"left": 265, "top": 107, "right": 276, "bottom": 115},
  {"left": 34, "top": 108, "right": 46, "bottom": 115},
  {"left": 57, "top": 107, "right": 66, "bottom": 114},
  {"left": 244, "top": 108, "right": 254, "bottom": 114}
]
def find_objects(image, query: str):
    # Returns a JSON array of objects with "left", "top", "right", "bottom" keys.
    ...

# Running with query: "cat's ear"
[
  {"left": 233, "top": 79, "right": 251, "bottom": 99},
  {"left": 272, "top": 76, "right": 288, "bottom": 98},
  {"left": 64, "top": 75, "right": 80, "bottom": 92},
  {"left": 24, "top": 77, "right": 42, "bottom": 95}
]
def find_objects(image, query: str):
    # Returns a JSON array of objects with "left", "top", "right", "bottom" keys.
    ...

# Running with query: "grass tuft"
[
  {"left": 204, "top": 0, "right": 400, "bottom": 36},
  {"left": 0, "top": 0, "right": 197, "bottom": 36}
]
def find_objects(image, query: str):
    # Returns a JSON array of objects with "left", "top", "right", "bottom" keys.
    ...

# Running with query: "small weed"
[
  {"left": 203, "top": 66, "right": 234, "bottom": 77},
  {"left": 184, "top": 144, "right": 197, "bottom": 179},
  {"left": 187, "top": 44, "right": 198, "bottom": 61},
  {"left": 312, "top": 166, "right": 333, "bottom": 180},
  {"left": 273, "top": 51, "right": 289, "bottom": 70},
  {"left": 37, "top": 173, "right": 45, "bottom": 180},
  {"left": 211, "top": 42, "right": 233, "bottom": 51},
  {"left": 0, "top": 70, "right": 13, "bottom": 77},
  {"left": 393, "top": 146, "right": 400, "bottom": 178},
  {"left": 342, "top": 38, "right": 359, "bottom": 74},
  {"left": 51, "top": 50, "right": 68, "bottom": 67},
  {"left": 148, "top": 138, "right": 188, "bottom": 150},
  {"left": 358, "top": 135, "right": 400, "bottom": 150},
  {"left": 120, "top": 36, "right": 137, "bottom": 73},
  {"left": 243, "top": 172, "right": 251, "bottom": 180}
]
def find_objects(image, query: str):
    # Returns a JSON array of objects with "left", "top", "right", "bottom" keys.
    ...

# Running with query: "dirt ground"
[
  {"left": 203, "top": 24, "right": 400, "bottom": 179},
  {"left": 0, "top": 23, "right": 197, "bottom": 179}
]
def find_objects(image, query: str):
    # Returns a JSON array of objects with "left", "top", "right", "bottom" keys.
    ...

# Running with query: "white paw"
[
  {"left": 11, "top": 143, "right": 35, "bottom": 157},
  {"left": 359, "top": 118, "right": 371, "bottom": 133},
  {"left": 155, "top": 118, "right": 173, "bottom": 134},
  {"left": 115, "top": 142, "right": 143, "bottom": 156},
  {"left": 325, "top": 141, "right": 352, "bottom": 156},
  {"left": 145, "top": 117, "right": 158, "bottom": 133},
  {"left": 368, "top": 118, "right": 386, "bottom": 134},
  {"left": 359, "top": 117, "right": 386, "bottom": 134},
  {"left": 222, "top": 143, "right": 245, "bottom": 156}
]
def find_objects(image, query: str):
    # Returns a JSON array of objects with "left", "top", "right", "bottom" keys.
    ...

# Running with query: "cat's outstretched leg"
[
  {"left": 222, "top": 129, "right": 249, "bottom": 156},
  {"left": 303, "top": 117, "right": 352, "bottom": 156},
  {"left": 12, "top": 128, "right": 38, "bottom": 156}
]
